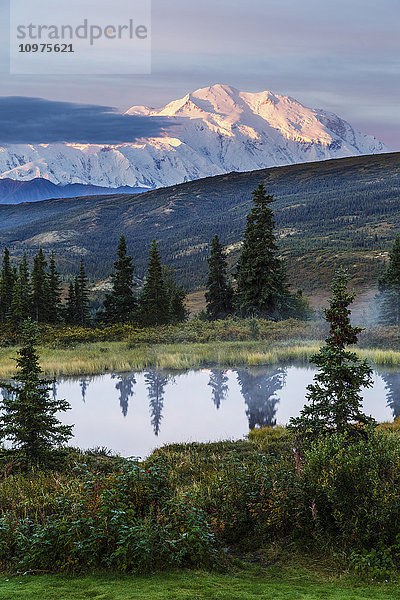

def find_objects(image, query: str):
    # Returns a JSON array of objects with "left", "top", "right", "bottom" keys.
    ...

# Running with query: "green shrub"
[
  {"left": 349, "top": 546, "right": 398, "bottom": 580},
  {"left": 377, "top": 416, "right": 400, "bottom": 435},
  {"left": 301, "top": 433, "right": 400, "bottom": 549},
  {"left": 1, "top": 431, "right": 400, "bottom": 574},
  {"left": 9, "top": 318, "right": 317, "bottom": 348},
  {"left": 0, "top": 457, "right": 220, "bottom": 573}
]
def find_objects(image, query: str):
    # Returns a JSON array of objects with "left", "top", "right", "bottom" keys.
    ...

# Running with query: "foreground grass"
[
  {"left": 1, "top": 339, "right": 400, "bottom": 377},
  {"left": 0, "top": 563, "right": 398, "bottom": 600}
]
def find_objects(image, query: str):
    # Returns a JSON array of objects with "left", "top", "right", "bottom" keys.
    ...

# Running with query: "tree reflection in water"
[
  {"left": 111, "top": 374, "right": 137, "bottom": 418},
  {"left": 145, "top": 370, "right": 172, "bottom": 436},
  {"left": 208, "top": 369, "right": 229, "bottom": 410},
  {"left": 379, "top": 371, "right": 400, "bottom": 419},
  {"left": 236, "top": 367, "right": 286, "bottom": 429},
  {"left": 0, "top": 387, "right": 11, "bottom": 401},
  {"left": 79, "top": 379, "right": 91, "bottom": 403}
]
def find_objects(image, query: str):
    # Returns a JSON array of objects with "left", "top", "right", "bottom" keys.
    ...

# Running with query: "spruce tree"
[
  {"left": 378, "top": 236, "right": 400, "bottom": 325},
  {"left": 31, "top": 247, "right": 50, "bottom": 323},
  {"left": 48, "top": 252, "right": 62, "bottom": 324},
  {"left": 65, "top": 280, "right": 77, "bottom": 324},
  {"left": 163, "top": 266, "right": 188, "bottom": 323},
  {"left": 139, "top": 240, "right": 170, "bottom": 326},
  {"left": 235, "top": 184, "right": 292, "bottom": 319},
  {"left": 74, "top": 278, "right": 80, "bottom": 316},
  {"left": 205, "top": 235, "right": 234, "bottom": 320},
  {"left": 0, "top": 319, "right": 73, "bottom": 467},
  {"left": 76, "top": 261, "right": 91, "bottom": 326},
  {"left": 0, "top": 247, "right": 15, "bottom": 323},
  {"left": 103, "top": 235, "right": 137, "bottom": 323},
  {"left": 9, "top": 255, "right": 31, "bottom": 327},
  {"left": 169, "top": 283, "right": 188, "bottom": 323},
  {"left": 289, "top": 268, "right": 376, "bottom": 441}
]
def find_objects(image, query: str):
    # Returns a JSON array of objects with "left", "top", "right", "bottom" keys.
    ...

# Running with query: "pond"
[{"left": 3, "top": 366, "right": 400, "bottom": 458}]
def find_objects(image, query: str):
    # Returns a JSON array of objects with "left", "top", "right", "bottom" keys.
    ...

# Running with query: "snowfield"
[{"left": 0, "top": 84, "right": 390, "bottom": 189}]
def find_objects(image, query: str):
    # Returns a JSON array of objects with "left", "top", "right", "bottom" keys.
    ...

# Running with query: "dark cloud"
[{"left": 0, "top": 97, "right": 174, "bottom": 144}]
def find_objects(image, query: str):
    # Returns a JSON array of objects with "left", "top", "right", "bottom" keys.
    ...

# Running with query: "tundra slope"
[{"left": 1, "top": 152, "right": 399, "bottom": 294}]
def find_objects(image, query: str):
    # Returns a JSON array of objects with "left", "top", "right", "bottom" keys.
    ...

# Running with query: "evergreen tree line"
[
  {"left": 3, "top": 183, "right": 400, "bottom": 327},
  {"left": 100, "top": 236, "right": 188, "bottom": 326},
  {"left": 0, "top": 236, "right": 188, "bottom": 327},
  {"left": 0, "top": 247, "right": 72, "bottom": 326}
]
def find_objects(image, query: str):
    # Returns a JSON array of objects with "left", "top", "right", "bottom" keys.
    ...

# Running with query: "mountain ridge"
[
  {"left": 0, "top": 178, "right": 146, "bottom": 205},
  {"left": 0, "top": 84, "right": 389, "bottom": 189}
]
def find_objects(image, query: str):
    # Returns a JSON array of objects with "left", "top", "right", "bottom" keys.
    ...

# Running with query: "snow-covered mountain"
[{"left": 0, "top": 84, "right": 390, "bottom": 189}]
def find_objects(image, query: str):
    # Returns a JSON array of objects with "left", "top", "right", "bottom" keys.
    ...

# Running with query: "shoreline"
[{"left": 1, "top": 339, "right": 400, "bottom": 378}]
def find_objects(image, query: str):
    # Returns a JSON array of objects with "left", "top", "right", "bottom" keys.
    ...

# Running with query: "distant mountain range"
[
  {"left": 1, "top": 152, "right": 399, "bottom": 293},
  {"left": 0, "top": 178, "right": 145, "bottom": 205},
  {"left": 0, "top": 84, "right": 390, "bottom": 191}
]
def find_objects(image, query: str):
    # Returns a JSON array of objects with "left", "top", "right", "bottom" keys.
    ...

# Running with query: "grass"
[
  {"left": 1, "top": 339, "right": 400, "bottom": 378},
  {"left": 0, "top": 562, "right": 398, "bottom": 600},
  {"left": 0, "top": 340, "right": 317, "bottom": 377}
]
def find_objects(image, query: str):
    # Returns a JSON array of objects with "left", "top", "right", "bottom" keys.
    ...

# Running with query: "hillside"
[{"left": 1, "top": 152, "right": 400, "bottom": 293}]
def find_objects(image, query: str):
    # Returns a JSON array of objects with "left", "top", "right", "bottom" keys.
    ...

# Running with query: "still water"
[{"left": 18, "top": 365, "right": 397, "bottom": 458}]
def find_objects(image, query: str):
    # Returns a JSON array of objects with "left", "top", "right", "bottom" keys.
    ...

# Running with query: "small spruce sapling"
[
  {"left": 0, "top": 319, "right": 73, "bottom": 467},
  {"left": 289, "top": 268, "right": 376, "bottom": 441}
]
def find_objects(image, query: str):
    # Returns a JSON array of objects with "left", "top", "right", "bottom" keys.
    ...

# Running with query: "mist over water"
[{"left": 19, "top": 365, "right": 397, "bottom": 458}]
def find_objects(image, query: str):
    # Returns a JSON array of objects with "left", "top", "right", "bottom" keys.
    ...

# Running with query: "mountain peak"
[
  {"left": 193, "top": 83, "right": 241, "bottom": 97},
  {"left": 0, "top": 85, "right": 391, "bottom": 188}
]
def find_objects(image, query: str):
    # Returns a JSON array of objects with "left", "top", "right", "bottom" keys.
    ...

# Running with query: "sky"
[{"left": 0, "top": 0, "right": 399, "bottom": 149}]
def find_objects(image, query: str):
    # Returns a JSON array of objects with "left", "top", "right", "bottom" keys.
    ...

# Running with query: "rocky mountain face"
[{"left": 0, "top": 85, "right": 389, "bottom": 189}]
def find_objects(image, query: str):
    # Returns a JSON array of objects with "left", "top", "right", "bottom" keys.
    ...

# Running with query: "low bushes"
[
  {"left": 0, "top": 458, "right": 219, "bottom": 573},
  {"left": 0, "top": 318, "right": 323, "bottom": 348},
  {"left": 3, "top": 319, "right": 400, "bottom": 353},
  {"left": 359, "top": 326, "right": 400, "bottom": 350},
  {"left": 1, "top": 431, "right": 400, "bottom": 574}
]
